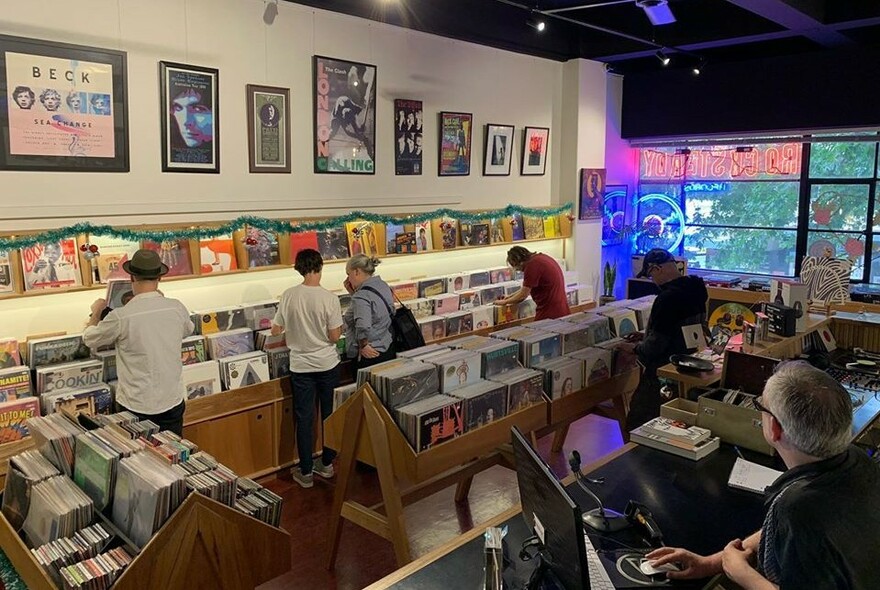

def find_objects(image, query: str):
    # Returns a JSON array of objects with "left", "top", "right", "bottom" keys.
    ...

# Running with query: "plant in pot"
[{"left": 600, "top": 261, "right": 617, "bottom": 305}]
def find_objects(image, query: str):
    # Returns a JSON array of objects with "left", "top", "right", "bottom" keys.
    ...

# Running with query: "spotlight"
[
  {"left": 655, "top": 50, "right": 670, "bottom": 66},
  {"left": 692, "top": 60, "right": 706, "bottom": 76},
  {"left": 527, "top": 16, "right": 546, "bottom": 32},
  {"left": 263, "top": 0, "right": 278, "bottom": 25}
]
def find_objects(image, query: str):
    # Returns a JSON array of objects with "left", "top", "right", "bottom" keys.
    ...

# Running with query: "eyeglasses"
[{"left": 753, "top": 395, "right": 777, "bottom": 422}]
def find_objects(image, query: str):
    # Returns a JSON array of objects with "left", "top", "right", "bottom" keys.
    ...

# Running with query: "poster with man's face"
[{"left": 160, "top": 61, "right": 219, "bottom": 173}]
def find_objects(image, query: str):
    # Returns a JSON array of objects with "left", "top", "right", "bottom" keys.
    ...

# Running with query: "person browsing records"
[
  {"left": 494, "top": 246, "right": 569, "bottom": 320},
  {"left": 647, "top": 362, "right": 880, "bottom": 589},
  {"left": 343, "top": 254, "right": 395, "bottom": 369},
  {"left": 82, "top": 249, "right": 194, "bottom": 435},
  {"left": 271, "top": 249, "right": 343, "bottom": 489},
  {"left": 624, "top": 248, "right": 708, "bottom": 431}
]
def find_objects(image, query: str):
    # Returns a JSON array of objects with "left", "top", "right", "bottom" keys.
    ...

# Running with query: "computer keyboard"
[{"left": 584, "top": 534, "right": 616, "bottom": 590}]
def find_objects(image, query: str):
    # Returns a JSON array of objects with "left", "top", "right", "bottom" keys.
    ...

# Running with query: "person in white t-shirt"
[{"left": 271, "top": 249, "right": 343, "bottom": 489}]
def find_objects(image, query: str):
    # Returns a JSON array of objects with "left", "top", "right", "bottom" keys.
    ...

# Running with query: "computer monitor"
[
  {"left": 511, "top": 426, "right": 590, "bottom": 590},
  {"left": 721, "top": 350, "right": 780, "bottom": 396}
]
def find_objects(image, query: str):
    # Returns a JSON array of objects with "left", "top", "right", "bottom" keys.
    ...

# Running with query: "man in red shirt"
[{"left": 494, "top": 246, "right": 569, "bottom": 320}]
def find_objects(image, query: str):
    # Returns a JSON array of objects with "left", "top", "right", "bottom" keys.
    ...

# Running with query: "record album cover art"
[
  {"left": 200, "top": 234, "right": 238, "bottom": 274},
  {"left": 317, "top": 227, "right": 350, "bottom": 260},
  {"left": 244, "top": 227, "right": 280, "bottom": 268},
  {"left": 21, "top": 239, "right": 81, "bottom": 291},
  {"left": 142, "top": 239, "right": 193, "bottom": 277}
]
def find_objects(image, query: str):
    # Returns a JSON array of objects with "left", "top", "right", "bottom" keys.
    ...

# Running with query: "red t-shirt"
[{"left": 523, "top": 253, "right": 570, "bottom": 320}]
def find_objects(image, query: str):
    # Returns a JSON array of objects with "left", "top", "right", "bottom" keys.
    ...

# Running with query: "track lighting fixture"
[
  {"left": 692, "top": 59, "right": 706, "bottom": 76},
  {"left": 655, "top": 50, "right": 670, "bottom": 66},
  {"left": 527, "top": 15, "right": 546, "bottom": 32},
  {"left": 263, "top": 0, "right": 279, "bottom": 25}
]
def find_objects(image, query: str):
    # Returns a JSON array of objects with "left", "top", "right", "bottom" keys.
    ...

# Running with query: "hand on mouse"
[{"left": 645, "top": 547, "right": 721, "bottom": 580}]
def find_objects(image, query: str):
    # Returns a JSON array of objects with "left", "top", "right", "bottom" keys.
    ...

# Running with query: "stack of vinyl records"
[
  {"left": 58, "top": 547, "right": 133, "bottom": 589},
  {"left": 2, "top": 449, "right": 61, "bottom": 530},
  {"left": 243, "top": 300, "right": 279, "bottom": 331},
  {"left": 332, "top": 383, "right": 358, "bottom": 411},
  {"left": 112, "top": 452, "right": 187, "bottom": 548},
  {"left": 535, "top": 320, "right": 591, "bottom": 355},
  {"left": 534, "top": 356, "right": 585, "bottom": 400},
  {"left": 490, "top": 325, "right": 537, "bottom": 342},
  {"left": 92, "top": 411, "right": 139, "bottom": 428},
  {"left": 182, "top": 360, "right": 222, "bottom": 400},
  {"left": 73, "top": 431, "right": 122, "bottom": 510},
  {"left": 31, "top": 523, "right": 111, "bottom": 585},
  {"left": 176, "top": 461, "right": 238, "bottom": 507},
  {"left": 516, "top": 331, "right": 562, "bottom": 368},
  {"left": 195, "top": 305, "right": 249, "bottom": 335},
  {"left": 565, "top": 347, "right": 614, "bottom": 386},
  {"left": 235, "top": 477, "right": 284, "bottom": 527},
  {"left": 418, "top": 349, "right": 482, "bottom": 394},
  {"left": 630, "top": 417, "right": 720, "bottom": 461},
  {"left": 359, "top": 359, "right": 440, "bottom": 409},
  {"left": 397, "top": 343, "right": 451, "bottom": 359},
  {"left": 254, "top": 329, "right": 286, "bottom": 351},
  {"left": 266, "top": 347, "right": 291, "bottom": 379},
  {"left": 449, "top": 380, "right": 508, "bottom": 430},
  {"left": 27, "top": 413, "right": 87, "bottom": 476},
  {"left": 35, "top": 359, "right": 103, "bottom": 396},
  {"left": 447, "top": 335, "right": 521, "bottom": 378},
  {"left": 594, "top": 338, "right": 639, "bottom": 375},
  {"left": 416, "top": 315, "right": 447, "bottom": 343},
  {"left": 402, "top": 298, "right": 435, "bottom": 319},
  {"left": 146, "top": 431, "right": 199, "bottom": 464},
  {"left": 27, "top": 334, "right": 90, "bottom": 370},
  {"left": 218, "top": 351, "right": 270, "bottom": 390},
  {"left": 394, "top": 394, "right": 464, "bottom": 452},
  {"left": 0, "top": 363, "right": 32, "bottom": 400},
  {"left": 112, "top": 418, "right": 160, "bottom": 440},
  {"left": 563, "top": 313, "right": 614, "bottom": 346},
  {"left": 91, "top": 350, "right": 118, "bottom": 382},
  {"left": 41, "top": 383, "right": 113, "bottom": 416},
  {"left": 489, "top": 368, "right": 546, "bottom": 413},
  {"left": 626, "top": 299, "right": 654, "bottom": 331},
  {"left": 22, "top": 475, "right": 94, "bottom": 547}
]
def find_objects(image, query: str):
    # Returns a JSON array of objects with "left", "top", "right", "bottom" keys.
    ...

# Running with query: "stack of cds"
[
  {"left": 58, "top": 547, "right": 133, "bottom": 590},
  {"left": 31, "top": 523, "right": 111, "bottom": 585}
]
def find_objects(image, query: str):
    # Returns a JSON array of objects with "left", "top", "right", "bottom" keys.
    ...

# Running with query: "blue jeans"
[{"left": 290, "top": 365, "right": 339, "bottom": 475}]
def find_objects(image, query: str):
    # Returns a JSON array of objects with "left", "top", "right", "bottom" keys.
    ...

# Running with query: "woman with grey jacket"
[{"left": 343, "top": 254, "right": 396, "bottom": 369}]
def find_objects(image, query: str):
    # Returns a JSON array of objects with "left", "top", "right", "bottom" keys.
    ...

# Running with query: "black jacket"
[{"left": 635, "top": 275, "right": 708, "bottom": 374}]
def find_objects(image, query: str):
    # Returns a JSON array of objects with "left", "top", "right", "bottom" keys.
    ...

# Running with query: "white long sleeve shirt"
[{"left": 83, "top": 291, "right": 194, "bottom": 414}]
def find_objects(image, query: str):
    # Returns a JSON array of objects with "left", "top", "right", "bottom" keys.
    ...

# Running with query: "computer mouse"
[{"left": 639, "top": 560, "right": 682, "bottom": 576}]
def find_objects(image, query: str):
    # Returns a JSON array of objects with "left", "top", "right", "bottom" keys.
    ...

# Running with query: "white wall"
[
  {"left": 0, "top": 0, "right": 606, "bottom": 339},
  {"left": 0, "top": 0, "right": 563, "bottom": 230}
]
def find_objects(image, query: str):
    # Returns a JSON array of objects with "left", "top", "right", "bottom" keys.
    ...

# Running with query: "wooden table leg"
[
  {"left": 454, "top": 476, "right": 473, "bottom": 503},
  {"left": 326, "top": 392, "right": 366, "bottom": 570},
  {"left": 550, "top": 423, "right": 570, "bottom": 453}
]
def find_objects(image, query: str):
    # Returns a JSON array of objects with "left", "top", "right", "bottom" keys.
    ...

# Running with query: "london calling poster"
[{"left": 313, "top": 56, "right": 376, "bottom": 174}]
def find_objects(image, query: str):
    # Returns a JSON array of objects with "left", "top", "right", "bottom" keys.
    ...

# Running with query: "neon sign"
[
  {"left": 640, "top": 143, "right": 802, "bottom": 181},
  {"left": 684, "top": 182, "right": 729, "bottom": 193}
]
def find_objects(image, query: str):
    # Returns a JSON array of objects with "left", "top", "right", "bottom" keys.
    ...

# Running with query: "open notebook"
[{"left": 728, "top": 457, "right": 784, "bottom": 494}]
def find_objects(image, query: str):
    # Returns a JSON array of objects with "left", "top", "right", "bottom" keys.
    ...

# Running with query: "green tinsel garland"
[
  {"left": 0, "top": 203, "right": 573, "bottom": 251},
  {"left": 0, "top": 548, "right": 27, "bottom": 590}
]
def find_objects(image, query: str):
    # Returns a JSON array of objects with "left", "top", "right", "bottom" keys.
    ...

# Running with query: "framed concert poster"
[
  {"left": 521, "top": 126, "right": 549, "bottom": 176},
  {"left": 160, "top": 61, "right": 219, "bottom": 173},
  {"left": 312, "top": 55, "right": 376, "bottom": 174},
  {"left": 483, "top": 123, "right": 514, "bottom": 176},
  {"left": 438, "top": 111, "right": 472, "bottom": 176},
  {"left": 394, "top": 98, "right": 422, "bottom": 175},
  {"left": 246, "top": 84, "right": 290, "bottom": 173},
  {"left": 0, "top": 34, "right": 129, "bottom": 172},
  {"left": 579, "top": 167, "right": 606, "bottom": 220}
]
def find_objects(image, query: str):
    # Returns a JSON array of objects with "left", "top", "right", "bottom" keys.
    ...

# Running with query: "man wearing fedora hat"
[{"left": 83, "top": 249, "right": 194, "bottom": 435}]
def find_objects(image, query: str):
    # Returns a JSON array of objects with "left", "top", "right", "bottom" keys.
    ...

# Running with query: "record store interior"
[{"left": 0, "top": 1, "right": 879, "bottom": 589}]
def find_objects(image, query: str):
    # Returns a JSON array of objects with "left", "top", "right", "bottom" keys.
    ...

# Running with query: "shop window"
[
  {"left": 809, "top": 141, "right": 877, "bottom": 179},
  {"left": 684, "top": 226, "right": 797, "bottom": 275}
]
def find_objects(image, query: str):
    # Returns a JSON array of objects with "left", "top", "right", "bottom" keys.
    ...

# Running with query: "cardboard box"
[
  {"left": 770, "top": 279, "right": 809, "bottom": 332},
  {"left": 660, "top": 398, "right": 698, "bottom": 427},
  {"left": 696, "top": 388, "right": 774, "bottom": 455}
]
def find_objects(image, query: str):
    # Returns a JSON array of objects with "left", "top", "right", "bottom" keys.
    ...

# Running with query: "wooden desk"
[
  {"left": 366, "top": 443, "right": 772, "bottom": 589},
  {"left": 657, "top": 362, "right": 723, "bottom": 398}
]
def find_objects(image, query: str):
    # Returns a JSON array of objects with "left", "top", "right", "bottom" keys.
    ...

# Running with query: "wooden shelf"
[{"left": 0, "top": 492, "right": 290, "bottom": 590}]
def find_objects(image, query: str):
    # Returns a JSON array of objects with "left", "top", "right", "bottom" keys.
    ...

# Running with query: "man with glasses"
[
  {"left": 624, "top": 248, "right": 708, "bottom": 430},
  {"left": 647, "top": 361, "right": 880, "bottom": 589}
]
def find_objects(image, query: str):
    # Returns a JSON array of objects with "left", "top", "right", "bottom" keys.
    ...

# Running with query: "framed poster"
[
  {"left": 438, "top": 111, "right": 472, "bottom": 176},
  {"left": 521, "top": 126, "right": 549, "bottom": 176},
  {"left": 394, "top": 98, "right": 422, "bottom": 175},
  {"left": 160, "top": 61, "right": 219, "bottom": 173},
  {"left": 313, "top": 55, "right": 376, "bottom": 174},
  {"left": 579, "top": 167, "right": 606, "bottom": 220},
  {"left": 0, "top": 34, "right": 129, "bottom": 172},
  {"left": 246, "top": 84, "right": 290, "bottom": 173},
  {"left": 483, "top": 123, "right": 514, "bottom": 176}
]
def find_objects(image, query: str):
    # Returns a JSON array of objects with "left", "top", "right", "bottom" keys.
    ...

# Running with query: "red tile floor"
[{"left": 257, "top": 414, "right": 625, "bottom": 590}]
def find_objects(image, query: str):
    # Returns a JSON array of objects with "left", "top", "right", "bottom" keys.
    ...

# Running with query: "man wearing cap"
[
  {"left": 625, "top": 248, "right": 708, "bottom": 430},
  {"left": 83, "top": 249, "right": 194, "bottom": 435}
]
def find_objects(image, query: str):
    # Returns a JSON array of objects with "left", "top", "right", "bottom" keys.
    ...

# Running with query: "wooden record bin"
[
  {"left": 323, "top": 383, "right": 549, "bottom": 567},
  {"left": 0, "top": 492, "right": 291, "bottom": 590}
]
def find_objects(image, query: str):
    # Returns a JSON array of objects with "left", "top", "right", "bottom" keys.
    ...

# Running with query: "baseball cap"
[{"left": 636, "top": 248, "right": 675, "bottom": 278}]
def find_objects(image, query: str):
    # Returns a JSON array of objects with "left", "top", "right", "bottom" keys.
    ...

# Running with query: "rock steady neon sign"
[{"left": 640, "top": 143, "right": 802, "bottom": 181}]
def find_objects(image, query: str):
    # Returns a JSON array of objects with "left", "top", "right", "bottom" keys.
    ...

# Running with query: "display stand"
[
  {"left": 0, "top": 493, "right": 290, "bottom": 590},
  {"left": 539, "top": 368, "right": 639, "bottom": 452},
  {"left": 323, "top": 383, "right": 548, "bottom": 568}
]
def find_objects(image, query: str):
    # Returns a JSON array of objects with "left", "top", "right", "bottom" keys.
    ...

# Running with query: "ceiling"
[{"left": 286, "top": 0, "right": 880, "bottom": 72}]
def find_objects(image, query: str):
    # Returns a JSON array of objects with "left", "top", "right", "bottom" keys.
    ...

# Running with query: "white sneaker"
[
  {"left": 292, "top": 469, "right": 314, "bottom": 488},
  {"left": 314, "top": 459, "right": 335, "bottom": 479}
]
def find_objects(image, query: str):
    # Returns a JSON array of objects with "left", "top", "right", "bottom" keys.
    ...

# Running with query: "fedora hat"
[{"left": 122, "top": 249, "right": 169, "bottom": 278}]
